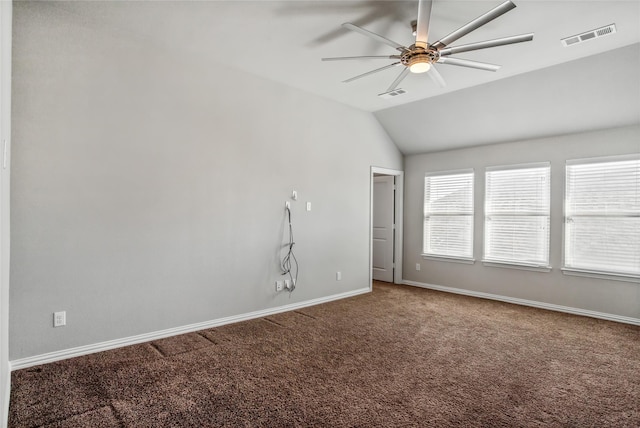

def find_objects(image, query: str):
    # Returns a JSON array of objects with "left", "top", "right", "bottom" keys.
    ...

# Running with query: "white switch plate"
[
  {"left": 53, "top": 311, "right": 66, "bottom": 327},
  {"left": 306, "top": 202, "right": 311, "bottom": 211},
  {"left": 292, "top": 190, "right": 298, "bottom": 200},
  {"left": 416, "top": 263, "right": 421, "bottom": 271},
  {"left": 275, "top": 280, "right": 284, "bottom": 292},
  {"left": 336, "top": 271, "right": 342, "bottom": 281}
]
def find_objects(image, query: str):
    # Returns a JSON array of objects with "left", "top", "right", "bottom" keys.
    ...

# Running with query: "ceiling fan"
[{"left": 322, "top": 0, "right": 534, "bottom": 92}]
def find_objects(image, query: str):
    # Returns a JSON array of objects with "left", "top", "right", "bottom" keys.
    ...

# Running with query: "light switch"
[{"left": 306, "top": 202, "right": 311, "bottom": 211}]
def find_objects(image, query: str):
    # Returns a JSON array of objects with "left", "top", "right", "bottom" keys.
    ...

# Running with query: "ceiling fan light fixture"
[
  {"left": 409, "top": 62, "right": 431, "bottom": 73},
  {"left": 408, "top": 55, "right": 432, "bottom": 73}
]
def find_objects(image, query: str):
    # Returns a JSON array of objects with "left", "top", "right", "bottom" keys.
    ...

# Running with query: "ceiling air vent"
[
  {"left": 561, "top": 24, "right": 616, "bottom": 47},
  {"left": 378, "top": 88, "right": 407, "bottom": 100}
]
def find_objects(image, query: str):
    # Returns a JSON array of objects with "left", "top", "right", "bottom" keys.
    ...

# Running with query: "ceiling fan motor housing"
[{"left": 401, "top": 45, "right": 440, "bottom": 68}]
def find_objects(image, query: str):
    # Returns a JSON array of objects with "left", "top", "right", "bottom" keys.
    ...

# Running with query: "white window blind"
[
  {"left": 424, "top": 170, "right": 474, "bottom": 259},
  {"left": 565, "top": 156, "right": 640, "bottom": 277},
  {"left": 484, "top": 163, "right": 550, "bottom": 267}
]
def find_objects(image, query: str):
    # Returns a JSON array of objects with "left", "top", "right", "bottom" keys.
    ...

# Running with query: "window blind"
[
  {"left": 484, "top": 163, "right": 550, "bottom": 266},
  {"left": 424, "top": 170, "right": 474, "bottom": 259},
  {"left": 565, "top": 156, "right": 640, "bottom": 276}
]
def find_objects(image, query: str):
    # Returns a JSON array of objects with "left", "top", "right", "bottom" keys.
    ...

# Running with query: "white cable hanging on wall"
[{"left": 281, "top": 196, "right": 299, "bottom": 293}]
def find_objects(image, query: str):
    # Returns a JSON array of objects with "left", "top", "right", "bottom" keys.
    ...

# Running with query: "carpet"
[{"left": 9, "top": 282, "right": 640, "bottom": 427}]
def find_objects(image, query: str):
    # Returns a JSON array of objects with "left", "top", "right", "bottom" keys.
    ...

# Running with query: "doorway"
[{"left": 370, "top": 167, "right": 403, "bottom": 287}]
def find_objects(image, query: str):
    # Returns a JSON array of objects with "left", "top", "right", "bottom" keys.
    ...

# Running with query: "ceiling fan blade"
[
  {"left": 439, "top": 33, "right": 534, "bottom": 56},
  {"left": 426, "top": 65, "right": 446, "bottom": 87},
  {"left": 415, "top": 0, "right": 433, "bottom": 48},
  {"left": 343, "top": 62, "right": 402, "bottom": 83},
  {"left": 342, "top": 23, "right": 407, "bottom": 52},
  {"left": 387, "top": 67, "right": 410, "bottom": 91},
  {"left": 431, "top": 0, "right": 517, "bottom": 50},
  {"left": 437, "top": 57, "right": 500, "bottom": 72},
  {"left": 322, "top": 55, "right": 401, "bottom": 61}
]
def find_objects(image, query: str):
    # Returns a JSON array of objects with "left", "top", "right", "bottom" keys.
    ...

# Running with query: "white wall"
[
  {"left": 0, "top": 1, "right": 11, "bottom": 425},
  {"left": 404, "top": 125, "right": 640, "bottom": 320},
  {"left": 9, "top": 2, "right": 402, "bottom": 360}
]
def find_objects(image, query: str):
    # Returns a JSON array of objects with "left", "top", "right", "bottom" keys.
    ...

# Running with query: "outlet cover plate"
[{"left": 53, "top": 311, "right": 66, "bottom": 327}]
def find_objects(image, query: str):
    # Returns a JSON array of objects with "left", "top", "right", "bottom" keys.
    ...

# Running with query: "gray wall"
[
  {"left": 1, "top": 1, "right": 11, "bottom": 425},
  {"left": 10, "top": 2, "right": 402, "bottom": 360},
  {"left": 404, "top": 125, "right": 640, "bottom": 319}
]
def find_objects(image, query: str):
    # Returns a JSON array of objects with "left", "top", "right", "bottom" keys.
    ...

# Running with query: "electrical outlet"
[
  {"left": 416, "top": 263, "right": 421, "bottom": 271},
  {"left": 284, "top": 279, "right": 291, "bottom": 290},
  {"left": 275, "top": 280, "right": 284, "bottom": 292},
  {"left": 292, "top": 190, "right": 298, "bottom": 200},
  {"left": 53, "top": 311, "right": 66, "bottom": 327},
  {"left": 336, "top": 271, "right": 342, "bottom": 281},
  {"left": 285, "top": 201, "right": 290, "bottom": 209}
]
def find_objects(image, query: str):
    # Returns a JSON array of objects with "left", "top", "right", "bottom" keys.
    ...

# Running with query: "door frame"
[
  {"left": 370, "top": 167, "right": 403, "bottom": 288},
  {"left": 372, "top": 175, "right": 394, "bottom": 282}
]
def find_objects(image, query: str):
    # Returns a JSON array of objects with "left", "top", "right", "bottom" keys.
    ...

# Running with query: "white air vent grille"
[
  {"left": 561, "top": 24, "right": 616, "bottom": 47},
  {"left": 378, "top": 88, "right": 407, "bottom": 99},
  {"left": 596, "top": 26, "right": 614, "bottom": 37}
]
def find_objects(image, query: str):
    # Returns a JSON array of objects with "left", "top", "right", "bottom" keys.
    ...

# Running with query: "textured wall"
[
  {"left": 1, "top": 2, "right": 12, "bottom": 425},
  {"left": 10, "top": 2, "right": 402, "bottom": 360}
]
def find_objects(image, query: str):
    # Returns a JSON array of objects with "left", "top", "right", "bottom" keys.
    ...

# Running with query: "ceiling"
[
  {"left": 375, "top": 43, "right": 640, "bottom": 153},
  {"left": 50, "top": 1, "right": 640, "bottom": 153}
]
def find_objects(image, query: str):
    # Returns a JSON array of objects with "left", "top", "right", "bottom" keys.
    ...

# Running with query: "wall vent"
[
  {"left": 561, "top": 24, "right": 616, "bottom": 47},
  {"left": 378, "top": 88, "right": 407, "bottom": 99}
]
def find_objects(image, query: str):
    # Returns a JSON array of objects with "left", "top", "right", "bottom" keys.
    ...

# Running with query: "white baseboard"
[
  {"left": 11, "top": 287, "right": 370, "bottom": 371},
  {"left": 402, "top": 280, "right": 640, "bottom": 326},
  {"left": 1, "top": 362, "right": 9, "bottom": 428}
]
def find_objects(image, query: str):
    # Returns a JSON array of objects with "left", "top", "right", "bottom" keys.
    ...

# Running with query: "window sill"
[
  {"left": 422, "top": 255, "right": 475, "bottom": 265},
  {"left": 482, "top": 260, "right": 551, "bottom": 272},
  {"left": 561, "top": 268, "right": 640, "bottom": 283}
]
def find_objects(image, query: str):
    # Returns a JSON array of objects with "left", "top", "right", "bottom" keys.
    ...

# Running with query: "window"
[
  {"left": 564, "top": 155, "right": 640, "bottom": 278},
  {"left": 484, "top": 163, "right": 551, "bottom": 268},
  {"left": 423, "top": 170, "right": 474, "bottom": 260}
]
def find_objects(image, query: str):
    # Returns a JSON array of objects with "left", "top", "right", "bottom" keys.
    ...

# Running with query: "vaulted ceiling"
[{"left": 50, "top": 1, "right": 640, "bottom": 153}]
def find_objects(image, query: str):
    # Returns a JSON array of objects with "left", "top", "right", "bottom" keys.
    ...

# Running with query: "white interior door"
[{"left": 372, "top": 175, "right": 394, "bottom": 282}]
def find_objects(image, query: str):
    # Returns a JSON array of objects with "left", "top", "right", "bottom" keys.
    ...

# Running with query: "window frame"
[
  {"left": 422, "top": 168, "right": 475, "bottom": 263},
  {"left": 562, "top": 154, "right": 640, "bottom": 281},
  {"left": 482, "top": 162, "right": 551, "bottom": 271}
]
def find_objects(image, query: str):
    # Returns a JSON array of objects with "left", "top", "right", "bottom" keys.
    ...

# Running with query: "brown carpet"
[{"left": 9, "top": 282, "right": 640, "bottom": 427}]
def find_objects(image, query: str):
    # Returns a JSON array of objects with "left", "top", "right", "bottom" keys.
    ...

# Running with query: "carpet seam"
[
  {"left": 148, "top": 342, "right": 166, "bottom": 358},
  {"left": 197, "top": 331, "right": 218, "bottom": 345},
  {"left": 108, "top": 402, "right": 126, "bottom": 428},
  {"left": 293, "top": 310, "right": 317, "bottom": 320},
  {"left": 262, "top": 318, "right": 285, "bottom": 328},
  {"left": 30, "top": 403, "right": 113, "bottom": 428},
  {"left": 151, "top": 343, "right": 216, "bottom": 358}
]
